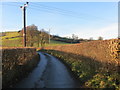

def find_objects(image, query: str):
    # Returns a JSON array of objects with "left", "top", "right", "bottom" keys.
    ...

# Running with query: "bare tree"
[
  {"left": 39, "top": 29, "right": 49, "bottom": 48},
  {"left": 20, "top": 24, "right": 39, "bottom": 47},
  {"left": 20, "top": 25, "right": 50, "bottom": 47},
  {"left": 98, "top": 36, "right": 103, "bottom": 40},
  {"left": 72, "top": 34, "right": 78, "bottom": 40},
  {"left": 89, "top": 37, "right": 94, "bottom": 41}
]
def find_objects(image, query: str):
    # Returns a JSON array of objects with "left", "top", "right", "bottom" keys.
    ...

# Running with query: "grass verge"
[{"left": 41, "top": 49, "right": 120, "bottom": 89}]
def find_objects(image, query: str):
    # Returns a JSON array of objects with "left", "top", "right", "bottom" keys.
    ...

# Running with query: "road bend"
[{"left": 14, "top": 52, "right": 80, "bottom": 88}]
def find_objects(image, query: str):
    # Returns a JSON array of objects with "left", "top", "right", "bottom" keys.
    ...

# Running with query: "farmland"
[
  {"left": 1, "top": 2, "right": 119, "bottom": 89},
  {"left": 1, "top": 31, "right": 70, "bottom": 47},
  {"left": 1, "top": 31, "right": 119, "bottom": 88},
  {"left": 40, "top": 39, "right": 120, "bottom": 89},
  {"left": 41, "top": 48, "right": 119, "bottom": 88},
  {"left": 44, "top": 39, "right": 119, "bottom": 64}
]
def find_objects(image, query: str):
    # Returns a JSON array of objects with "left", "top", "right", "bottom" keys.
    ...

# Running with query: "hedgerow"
[{"left": 41, "top": 49, "right": 120, "bottom": 89}]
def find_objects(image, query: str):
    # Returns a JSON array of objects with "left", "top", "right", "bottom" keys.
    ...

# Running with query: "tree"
[
  {"left": 20, "top": 24, "right": 39, "bottom": 47},
  {"left": 20, "top": 25, "right": 50, "bottom": 47},
  {"left": 89, "top": 37, "right": 94, "bottom": 41},
  {"left": 39, "top": 29, "right": 49, "bottom": 48},
  {"left": 98, "top": 36, "right": 103, "bottom": 40},
  {"left": 26, "top": 24, "right": 39, "bottom": 46},
  {"left": 72, "top": 34, "right": 78, "bottom": 40},
  {"left": 118, "top": 35, "right": 120, "bottom": 39}
]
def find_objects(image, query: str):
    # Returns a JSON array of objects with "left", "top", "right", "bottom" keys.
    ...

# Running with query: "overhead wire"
[
  {"left": 1, "top": 2, "right": 116, "bottom": 22},
  {"left": 28, "top": 6, "right": 87, "bottom": 20},
  {"left": 30, "top": 3, "right": 96, "bottom": 20},
  {"left": 2, "top": 3, "right": 90, "bottom": 20},
  {"left": 30, "top": 3, "right": 115, "bottom": 22}
]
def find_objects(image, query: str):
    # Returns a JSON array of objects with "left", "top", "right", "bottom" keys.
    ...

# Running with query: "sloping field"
[
  {"left": 45, "top": 39, "right": 119, "bottom": 65},
  {"left": 41, "top": 39, "right": 120, "bottom": 88},
  {"left": 1, "top": 32, "right": 20, "bottom": 40},
  {"left": 1, "top": 32, "right": 69, "bottom": 47}
]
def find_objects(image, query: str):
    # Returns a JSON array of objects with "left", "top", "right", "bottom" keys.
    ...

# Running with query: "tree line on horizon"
[
  {"left": 19, "top": 24, "right": 104, "bottom": 47},
  {"left": 2, "top": 24, "right": 104, "bottom": 47}
]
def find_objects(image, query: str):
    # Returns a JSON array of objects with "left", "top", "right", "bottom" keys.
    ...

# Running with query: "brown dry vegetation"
[
  {"left": 41, "top": 39, "right": 120, "bottom": 89},
  {"left": 45, "top": 39, "right": 119, "bottom": 66},
  {"left": 2, "top": 48, "right": 40, "bottom": 88}
]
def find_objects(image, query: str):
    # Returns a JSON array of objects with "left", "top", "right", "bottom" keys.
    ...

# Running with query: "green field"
[
  {"left": 1, "top": 31, "right": 69, "bottom": 47},
  {"left": 45, "top": 40, "right": 69, "bottom": 47},
  {"left": 1, "top": 32, "right": 20, "bottom": 40}
]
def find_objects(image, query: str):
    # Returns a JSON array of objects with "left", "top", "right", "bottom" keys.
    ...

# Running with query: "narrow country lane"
[{"left": 14, "top": 52, "right": 80, "bottom": 88}]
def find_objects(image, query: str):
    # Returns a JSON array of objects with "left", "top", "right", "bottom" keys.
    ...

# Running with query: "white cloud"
[
  {"left": 93, "top": 23, "right": 118, "bottom": 39},
  {"left": 63, "top": 23, "right": 118, "bottom": 40}
]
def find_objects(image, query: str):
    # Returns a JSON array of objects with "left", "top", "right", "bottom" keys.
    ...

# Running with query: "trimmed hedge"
[
  {"left": 42, "top": 39, "right": 119, "bottom": 89},
  {"left": 41, "top": 49, "right": 119, "bottom": 89},
  {"left": 2, "top": 48, "right": 40, "bottom": 88},
  {"left": 45, "top": 39, "right": 119, "bottom": 66}
]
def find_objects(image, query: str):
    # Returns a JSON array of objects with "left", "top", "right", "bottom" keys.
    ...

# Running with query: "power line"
[
  {"left": 1, "top": 3, "right": 105, "bottom": 21},
  {"left": 28, "top": 6, "right": 87, "bottom": 20},
  {"left": 2, "top": 2, "right": 116, "bottom": 22},
  {"left": 31, "top": 3, "right": 78, "bottom": 15},
  {"left": 2, "top": 3, "right": 86, "bottom": 19},
  {"left": 30, "top": 3, "right": 115, "bottom": 22},
  {"left": 30, "top": 3, "right": 94, "bottom": 20}
]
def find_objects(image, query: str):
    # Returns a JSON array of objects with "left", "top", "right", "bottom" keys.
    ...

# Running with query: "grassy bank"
[
  {"left": 41, "top": 50, "right": 120, "bottom": 89},
  {"left": 1, "top": 32, "right": 70, "bottom": 47}
]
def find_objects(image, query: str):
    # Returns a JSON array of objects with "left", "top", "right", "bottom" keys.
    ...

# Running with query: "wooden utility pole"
[
  {"left": 49, "top": 29, "right": 50, "bottom": 44},
  {"left": 20, "top": 2, "right": 29, "bottom": 47}
]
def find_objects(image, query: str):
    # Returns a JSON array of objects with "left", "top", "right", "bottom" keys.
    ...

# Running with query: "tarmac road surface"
[{"left": 14, "top": 52, "right": 80, "bottom": 88}]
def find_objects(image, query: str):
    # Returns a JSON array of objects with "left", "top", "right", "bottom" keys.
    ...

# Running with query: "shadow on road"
[{"left": 14, "top": 52, "right": 80, "bottom": 88}]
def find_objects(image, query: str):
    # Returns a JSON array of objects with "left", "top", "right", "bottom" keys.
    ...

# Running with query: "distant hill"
[
  {"left": 51, "top": 35, "right": 80, "bottom": 44},
  {"left": 1, "top": 31, "right": 70, "bottom": 47},
  {"left": 1, "top": 31, "right": 90, "bottom": 47}
]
